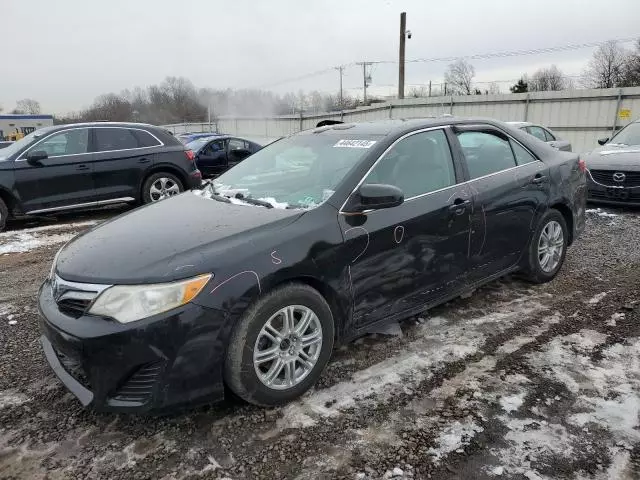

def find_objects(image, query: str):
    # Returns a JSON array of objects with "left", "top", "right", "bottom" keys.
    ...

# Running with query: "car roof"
[
  {"left": 506, "top": 121, "right": 531, "bottom": 127},
  {"left": 48, "top": 122, "right": 159, "bottom": 130},
  {"left": 304, "top": 117, "right": 522, "bottom": 137}
]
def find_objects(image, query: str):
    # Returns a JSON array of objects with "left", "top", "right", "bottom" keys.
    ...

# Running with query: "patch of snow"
[
  {"left": 501, "top": 393, "right": 526, "bottom": 413},
  {"left": 587, "top": 292, "right": 609, "bottom": 305},
  {"left": 427, "top": 419, "right": 483, "bottom": 463},
  {"left": 0, "top": 220, "right": 97, "bottom": 237},
  {"left": 0, "top": 390, "right": 30, "bottom": 409},
  {"left": 392, "top": 467, "right": 404, "bottom": 477},
  {"left": 0, "top": 231, "right": 76, "bottom": 255},
  {"left": 258, "top": 197, "right": 290, "bottom": 209},
  {"left": 586, "top": 208, "right": 618, "bottom": 218},
  {"left": 8, "top": 320, "right": 17, "bottom": 325},
  {"left": 607, "top": 312, "right": 625, "bottom": 327},
  {"left": 496, "top": 314, "right": 561, "bottom": 355},
  {"left": 490, "top": 466, "right": 505, "bottom": 476}
]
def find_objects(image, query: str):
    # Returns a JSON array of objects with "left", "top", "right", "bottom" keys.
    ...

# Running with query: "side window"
[
  {"left": 363, "top": 129, "right": 456, "bottom": 198},
  {"left": 527, "top": 126, "right": 547, "bottom": 142},
  {"left": 31, "top": 129, "right": 89, "bottom": 157},
  {"left": 510, "top": 140, "right": 537, "bottom": 165},
  {"left": 94, "top": 128, "right": 138, "bottom": 152},
  {"left": 131, "top": 129, "right": 162, "bottom": 147},
  {"left": 542, "top": 128, "right": 556, "bottom": 141},
  {"left": 456, "top": 131, "right": 516, "bottom": 179},
  {"left": 203, "top": 140, "right": 224, "bottom": 156},
  {"left": 228, "top": 138, "right": 246, "bottom": 150}
]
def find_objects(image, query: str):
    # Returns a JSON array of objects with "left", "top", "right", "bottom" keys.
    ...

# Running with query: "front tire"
[
  {"left": 0, "top": 198, "right": 7, "bottom": 232},
  {"left": 522, "top": 209, "right": 568, "bottom": 284},
  {"left": 142, "top": 173, "right": 184, "bottom": 204},
  {"left": 224, "top": 283, "right": 335, "bottom": 406}
]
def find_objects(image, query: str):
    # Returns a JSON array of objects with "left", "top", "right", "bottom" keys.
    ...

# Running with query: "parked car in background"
[
  {"left": 0, "top": 122, "right": 202, "bottom": 231},
  {"left": 508, "top": 121, "right": 572, "bottom": 151},
  {"left": 584, "top": 119, "right": 640, "bottom": 206},
  {"left": 186, "top": 135, "right": 262, "bottom": 177},
  {"left": 0, "top": 141, "right": 14, "bottom": 149},
  {"left": 176, "top": 132, "right": 223, "bottom": 144},
  {"left": 38, "top": 117, "right": 585, "bottom": 412}
]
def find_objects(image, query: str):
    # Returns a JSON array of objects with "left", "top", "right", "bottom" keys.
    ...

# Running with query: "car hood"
[
  {"left": 584, "top": 145, "right": 640, "bottom": 170},
  {"left": 56, "top": 193, "right": 304, "bottom": 284}
]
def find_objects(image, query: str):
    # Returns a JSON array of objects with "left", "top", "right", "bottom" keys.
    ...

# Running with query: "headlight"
[{"left": 88, "top": 274, "right": 211, "bottom": 324}]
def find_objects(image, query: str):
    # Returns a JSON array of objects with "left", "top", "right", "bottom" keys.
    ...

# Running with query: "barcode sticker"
[{"left": 333, "top": 139, "right": 377, "bottom": 148}]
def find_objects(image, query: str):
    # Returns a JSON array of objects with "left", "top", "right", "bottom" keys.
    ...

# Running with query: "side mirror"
[
  {"left": 343, "top": 183, "right": 404, "bottom": 213},
  {"left": 26, "top": 150, "right": 48, "bottom": 164},
  {"left": 597, "top": 137, "right": 609, "bottom": 146}
]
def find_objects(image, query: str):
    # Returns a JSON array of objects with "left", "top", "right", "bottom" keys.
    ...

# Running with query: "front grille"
[
  {"left": 57, "top": 298, "right": 92, "bottom": 318},
  {"left": 111, "top": 362, "right": 163, "bottom": 404},
  {"left": 56, "top": 349, "right": 91, "bottom": 389},
  {"left": 590, "top": 170, "right": 640, "bottom": 187},
  {"left": 589, "top": 188, "right": 640, "bottom": 202}
]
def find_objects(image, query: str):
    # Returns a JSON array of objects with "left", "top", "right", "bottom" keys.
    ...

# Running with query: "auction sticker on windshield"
[{"left": 333, "top": 139, "right": 377, "bottom": 148}]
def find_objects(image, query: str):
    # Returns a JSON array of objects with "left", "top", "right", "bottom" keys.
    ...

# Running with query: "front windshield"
[
  {"left": 0, "top": 127, "right": 55, "bottom": 160},
  {"left": 205, "top": 133, "right": 381, "bottom": 209},
  {"left": 609, "top": 122, "right": 640, "bottom": 147}
]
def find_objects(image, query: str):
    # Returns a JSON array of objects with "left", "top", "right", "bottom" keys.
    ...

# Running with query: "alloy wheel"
[
  {"left": 537, "top": 220, "right": 564, "bottom": 273},
  {"left": 253, "top": 305, "right": 323, "bottom": 390},
  {"left": 149, "top": 177, "right": 181, "bottom": 201}
]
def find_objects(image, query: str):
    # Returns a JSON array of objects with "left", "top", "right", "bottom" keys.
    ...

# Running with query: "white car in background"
[{"left": 508, "top": 121, "right": 572, "bottom": 152}]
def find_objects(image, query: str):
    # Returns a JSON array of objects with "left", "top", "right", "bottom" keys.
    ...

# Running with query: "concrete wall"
[{"left": 163, "top": 87, "right": 640, "bottom": 154}]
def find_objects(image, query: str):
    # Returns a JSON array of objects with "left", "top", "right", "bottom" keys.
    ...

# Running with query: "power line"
[{"left": 254, "top": 36, "right": 638, "bottom": 89}]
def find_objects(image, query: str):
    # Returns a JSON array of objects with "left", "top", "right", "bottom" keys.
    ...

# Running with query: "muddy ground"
[{"left": 1, "top": 206, "right": 640, "bottom": 480}]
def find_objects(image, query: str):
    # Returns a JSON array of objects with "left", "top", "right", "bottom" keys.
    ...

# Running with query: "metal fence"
[{"left": 163, "top": 86, "right": 640, "bottom": 154}]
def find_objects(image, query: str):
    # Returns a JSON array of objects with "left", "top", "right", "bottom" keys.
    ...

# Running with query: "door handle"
[
  {"left": 76, "top": 164, "right": 90, "bottom": 171},
  {"left": 138, "top": 158, "right": 150, "bottom": 164},
  {"left": 449, "top": 198, "right": 470, "bottom": 215},
  {"left": 531, "top": 174, "right": 547, "bottom": 184}
]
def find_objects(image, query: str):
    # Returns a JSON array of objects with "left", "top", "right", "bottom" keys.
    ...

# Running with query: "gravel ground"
[{"left": 1, "top": 206, "right": 640, "bottom": 480}]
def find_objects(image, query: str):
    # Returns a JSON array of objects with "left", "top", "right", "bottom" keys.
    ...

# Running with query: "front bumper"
[
  {"left": 587, "top": 178, "right": 640, "bottom": 207},
  {"left": 38, "top": 279, "right": 228, "bottom": 413}
]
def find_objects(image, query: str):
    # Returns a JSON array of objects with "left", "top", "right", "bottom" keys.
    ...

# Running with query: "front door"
[
  {"left": 197, "top": 139, "right": 227, "bottom": 176},
  {"left": 13, "top": 128, "right": 95, "bottom": 213},
  {"left": 453, "top": 126, "right": 549, "bottom": 283},
  {"left": 227, "top": 138, "right": 252, "bottom": 169},
  {"left": 339, "top": 128, "right": 471, "bottom": 328}
]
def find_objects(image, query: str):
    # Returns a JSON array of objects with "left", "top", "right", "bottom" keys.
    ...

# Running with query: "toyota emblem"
[{"left": 613, "top": 172, "right": 626, "bottom": 183}]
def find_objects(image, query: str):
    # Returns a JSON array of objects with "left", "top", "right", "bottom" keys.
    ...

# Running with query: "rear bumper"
[
  {"left": 187, "top": 169, "right": 203, "bottom": 189},
  {"left": 38, "top": 279, "right": 228, "bottom": 413}
]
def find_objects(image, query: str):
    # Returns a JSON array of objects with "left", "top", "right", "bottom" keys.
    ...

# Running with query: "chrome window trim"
[
  {"left": 26, "top": 196, "right": 135, "bottom": 215},
  {"left": 16, "top": 126, "right": 163, "bottom": 161},
  {"left": 339, "top": 124, "right": 543, "bottom": 215}
]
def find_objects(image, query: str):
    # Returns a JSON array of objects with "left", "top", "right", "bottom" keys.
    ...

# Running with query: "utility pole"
[
  {"left": 335, "top": 66, "right": 345, "bottom": 109},
  {"left": 356, "top": 62, "right": 371, "bottom": 105},
  {"left": 398, "top": 11, "right": 406, "bottom": 99}
]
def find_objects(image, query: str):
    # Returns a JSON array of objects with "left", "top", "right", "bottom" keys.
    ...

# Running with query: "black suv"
[{"left": 0, "top": 122, "right": 202, "bottom": 231}]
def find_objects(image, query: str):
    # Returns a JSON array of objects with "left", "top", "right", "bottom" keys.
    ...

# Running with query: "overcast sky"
[{"left": 2, "top": 0, "right": 640, "bottom": 115}]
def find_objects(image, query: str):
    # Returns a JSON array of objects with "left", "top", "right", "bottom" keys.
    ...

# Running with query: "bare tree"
[
  {"left": 621, "top": 39, "right": 640, "bottom": 87},
  {"left": 529, "top": 65, "right": 567, "bottom": 91},
  {"left": 581, "top": 40, "right": 628, "bottom": 88},
  {"left": 488, "top": 82, "right": 501, "bottom": 95},
  {"left": 14, "top": 98, "right": 41, "bottom": 114},
  {"left": 444, "top": 59, "right": 475, "bottom": 95},
  {"left": 408, "top": 86, "right": 429, "bottom": 98}
]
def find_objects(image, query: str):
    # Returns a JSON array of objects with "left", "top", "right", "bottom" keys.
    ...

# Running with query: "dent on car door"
[
  {"left": 454, "top": 127, "right": 549, "bottom": 283},
  {"left": 91, "top": 128, "right": 157, "bottom": 202},
  {"left": 13, "top": 128, "right": 95, "bottom": 212},
  {"left": 338, "top": 128, "right": 471, "bottom": 329}
]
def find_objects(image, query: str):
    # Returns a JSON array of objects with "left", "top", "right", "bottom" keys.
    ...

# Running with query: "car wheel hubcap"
[
  {"left": 253, "top": 305, "right": 323, "bottom": 390},
  {"left": 150, "top": 177, "right": 180, "bottom": 201},
  {"left": 538, "top": 220, "right": 564, "bottom": 273}
]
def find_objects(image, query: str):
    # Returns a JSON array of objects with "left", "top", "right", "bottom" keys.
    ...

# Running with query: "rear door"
[
  {"left": 91, "top": 127, "right": 160, "bottom": 202},
  {"left": 227, "top": 138, "right": 253, "bottom": 168},
  {"left": 453, "top": 125, "right": 549, "bottom": 284},
  {"left": 13, "top": 127, "right": 95, "bottom": 212}
]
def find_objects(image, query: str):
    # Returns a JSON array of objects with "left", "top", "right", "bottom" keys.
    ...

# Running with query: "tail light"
[
  {"left": 578, "top": 158, "right": 586, "bottom": 172},
  {"left": 185, "top": 150, "right": 195, "bottom": 162}
]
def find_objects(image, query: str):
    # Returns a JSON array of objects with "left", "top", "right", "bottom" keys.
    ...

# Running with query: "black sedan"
[
  {"left": 585, "top": 119, "right": 640, "bottom": 206},
  {"left": 38, "top": 117, "right": 586, "bottom": 412},
  {"left": 186, "top": 135, "right": 262, "bottom": 177}
]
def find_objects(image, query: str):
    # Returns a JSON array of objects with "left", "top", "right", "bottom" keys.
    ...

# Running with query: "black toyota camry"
[{"left": 38, "top": 117, "right": 586, "bottom": 412}]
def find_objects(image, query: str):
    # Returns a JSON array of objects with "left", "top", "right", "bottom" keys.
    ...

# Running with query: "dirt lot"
[{"left": 1, "top": 206, "right": 640, "bottom": 480}]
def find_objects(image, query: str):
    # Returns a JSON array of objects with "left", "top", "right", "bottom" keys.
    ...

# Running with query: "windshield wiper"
[{"left": 234, "top": 193, "right": 273, "bottom": 209}]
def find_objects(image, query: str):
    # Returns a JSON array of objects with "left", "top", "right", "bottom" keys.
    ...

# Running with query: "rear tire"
[
  {"left": 142, "top": 173, "right": 184, "bottom": 204},
  {"left": 0, "top": 198, "right": 7, "bottom": 232},
  {"left": 224, "top": 283, "right": 334, "bottom": 407},
  {"left": 522, "top": 209, "right": 568, "bottom": 284}
]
